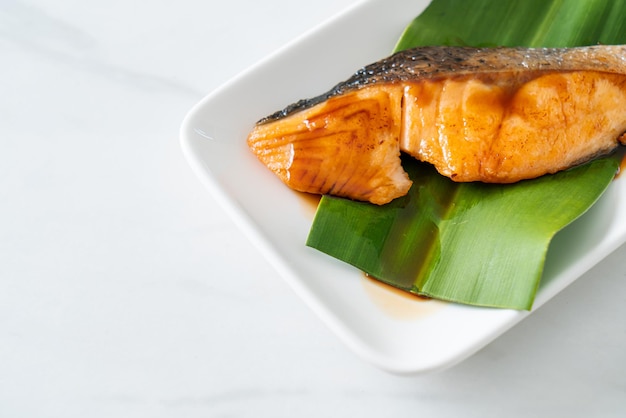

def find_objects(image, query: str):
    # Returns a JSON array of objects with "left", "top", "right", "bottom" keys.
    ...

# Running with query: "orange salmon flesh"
[{"left": 247, "top": 46, "right": 626, "bottom": 204}]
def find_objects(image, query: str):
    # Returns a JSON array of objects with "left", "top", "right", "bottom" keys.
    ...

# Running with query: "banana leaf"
[{"left": 306, "top": 0, "right": 626, "bottom": 310}]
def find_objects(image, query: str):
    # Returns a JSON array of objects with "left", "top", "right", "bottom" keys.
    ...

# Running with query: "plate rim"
[{"left": 179, "top": 0, "right": 626, "bottom": 374}]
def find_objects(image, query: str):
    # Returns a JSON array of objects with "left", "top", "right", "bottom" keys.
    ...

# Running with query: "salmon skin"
[{"left": 247, "top": 45, "right": 626, "bottom": 204}]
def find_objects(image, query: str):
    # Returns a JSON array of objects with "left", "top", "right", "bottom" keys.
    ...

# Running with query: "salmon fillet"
[{"left": 247, "top": 45, "right": 626, "bottom": 204}]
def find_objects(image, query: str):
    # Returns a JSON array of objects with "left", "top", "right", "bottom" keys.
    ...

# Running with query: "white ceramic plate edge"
[{"left": 180, "top": 0, "right": 626, "bottom": 374}]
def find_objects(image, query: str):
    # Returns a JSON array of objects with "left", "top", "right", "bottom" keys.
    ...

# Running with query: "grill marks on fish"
[
  {"left": 249, "top": 86, "right": 410, "bottom": 204},
  {"left": 402, "top": 70, "right": 626, "bottom": 182},
  {"left": 247, "top": 45, "right": 626, "bottom": 204}
]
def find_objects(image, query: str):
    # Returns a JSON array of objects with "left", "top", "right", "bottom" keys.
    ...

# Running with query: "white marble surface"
[{"left": 1, "top": 0, "right": 625, "bottom": 416}]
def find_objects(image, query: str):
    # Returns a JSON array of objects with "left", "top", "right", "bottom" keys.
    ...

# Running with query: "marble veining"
[{"left": 0, "top": 1, "right": 624, "bottom": 417}]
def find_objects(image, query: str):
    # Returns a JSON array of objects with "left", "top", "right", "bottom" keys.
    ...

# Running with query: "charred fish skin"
[
  {"left": 257, "top": 45, "right": 626, "bottom": 125},
  {"left": 248, "top": 45, "right": 626, "bottom": 204},
  {"left": 248, "top": 85, "right": 412, "bottom": 205}
]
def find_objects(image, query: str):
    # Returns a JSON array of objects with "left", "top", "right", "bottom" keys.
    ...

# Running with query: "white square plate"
[{"left": 180, "top": 0, "right": 626, "bottom": 374}]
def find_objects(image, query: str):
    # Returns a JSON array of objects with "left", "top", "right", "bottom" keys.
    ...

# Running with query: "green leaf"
[
  {"left": 307, "top": 156, "right": 619, "bottom": 309},
  {"left": 306, "top": 0, "right": 626, "bottom": 310},
  {"left": 394, "top": 0, "right": 626, "bottom": 50}
]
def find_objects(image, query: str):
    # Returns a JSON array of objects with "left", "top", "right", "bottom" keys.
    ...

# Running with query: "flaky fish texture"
[{"left": 247, "top": 45, "right": 626, "bottom": 204}]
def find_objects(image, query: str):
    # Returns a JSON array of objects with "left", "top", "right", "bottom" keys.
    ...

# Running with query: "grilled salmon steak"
[{"left": 247, "top": 45, "right": 626, "bottom": 204}]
